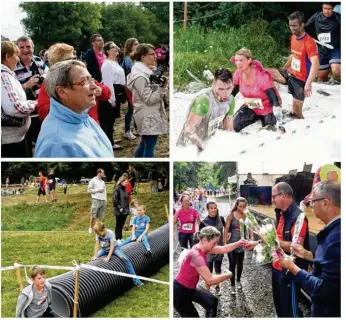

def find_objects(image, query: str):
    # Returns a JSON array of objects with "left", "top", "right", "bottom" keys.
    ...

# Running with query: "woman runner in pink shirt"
[
  {"left": 230, "top": 48, "right": 282, "bottom": 132},
  {"left": 174, "top": 226, "right": 247, "bottom": 317},
  {"left": 174, "top": 194, "right": 201, "bottom": 249}
]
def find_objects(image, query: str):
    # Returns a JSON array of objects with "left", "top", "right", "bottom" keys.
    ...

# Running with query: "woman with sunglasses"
[
  {"left": 174, "top": 226, "right": 246, "bottom": 317},
  {"left": 37, "top": 43, "right": 110, "bottom": 125},
  {"left": 127, "top": 44, "right": 168, "bottom": 158},
  {"left": 224, "top": 197, "right": 255, "bottom": 294}
]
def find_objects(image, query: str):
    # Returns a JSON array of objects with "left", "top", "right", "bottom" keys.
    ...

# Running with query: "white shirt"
[
  {"left": 88, "top": 176, "right": 106, "bottom": 201},
  {"left": 101, "top": 59, "right": 126, "bottom": 106}
]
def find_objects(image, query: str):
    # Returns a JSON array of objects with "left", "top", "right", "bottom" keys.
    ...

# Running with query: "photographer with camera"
[
  {"left": 127, "top": 44, "right": 168, "bottom": 158},
  {"left": 14, "top": 36, "right": 48, "bottom": 156}
]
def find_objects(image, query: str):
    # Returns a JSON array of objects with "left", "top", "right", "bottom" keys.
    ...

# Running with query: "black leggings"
[
  {"left": 233, "top": 106, "right": 276, "bottom": 132},
  {"left": 99, "top": 100, "right": 120, "bottom": 145},
  {"left": 174, "top": 280, "right": 218, "bottom": 318},
  {"left": 115, "top": 215, "right": 128, "bottom": 240},
  {"left": 206, "top": 256, "right": 223, "bottom": 274},
  {"left": 228, "top": 251, "right": 245, "bottom": 286},
  {"left": 178, "top": 232, "right": 194, "bottom": 249}
]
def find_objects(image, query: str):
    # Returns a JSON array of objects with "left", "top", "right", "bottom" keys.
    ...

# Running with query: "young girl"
[{"left": 120, "top": 204, "right": 152, "bottom": 258}]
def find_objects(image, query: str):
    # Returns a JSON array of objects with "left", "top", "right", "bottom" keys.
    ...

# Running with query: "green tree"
[{"left": 20, "top": 2, "right": 102, "bottom": 52}]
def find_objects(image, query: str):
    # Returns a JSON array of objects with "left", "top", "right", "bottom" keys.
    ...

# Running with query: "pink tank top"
[
  {"left": 174, "top": 208, "right": 199, "bottom": 233},
  {"left": 176, "top": 245, "right": 207, "bottom": 289}
]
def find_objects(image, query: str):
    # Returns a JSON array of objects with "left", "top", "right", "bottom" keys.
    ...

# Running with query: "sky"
[{"left": 1, "top": 0, "right": 25, "bottom": 40}]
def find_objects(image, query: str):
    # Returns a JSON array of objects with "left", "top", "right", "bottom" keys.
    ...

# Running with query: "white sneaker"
[
  {"left": 231, "top": 286, "right": 236, "bottom": 295},
  {"left": 124, "top": 131, "right": 137, "bottom": 140},
  {"left": 88, "top": 228, "right": 92, "bottom": 234},
  {"left": 112, "top": 143, "right": 123, "bottom": 150},
  {"left": 132, "top": 128, "right": 139, "bottom": 135}
]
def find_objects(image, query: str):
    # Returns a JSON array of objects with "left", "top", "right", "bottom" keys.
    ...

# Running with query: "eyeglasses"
[
  {"left": 309, "top": 198, "right": 326, "bottom": 206},
  {"left": 72, "top": 76, "right": 95, "bottom": 86},
  {"left": 272, "top": 193, "right": 282, "bottom": 200}
]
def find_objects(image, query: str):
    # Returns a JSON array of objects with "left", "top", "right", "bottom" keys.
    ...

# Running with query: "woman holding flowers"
[
  {"left": 224, "top": 197, "right": 258, "bottom": 294},
  {"left": 174, "top": 226, "right": 246, "bottom": 318}
]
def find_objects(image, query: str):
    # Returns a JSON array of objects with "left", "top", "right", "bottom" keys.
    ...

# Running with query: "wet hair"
[
  {"left": 93, "top": 221, "right": 106, "bottom": 233},
  {"left": 30, "top": 266, "right": 45, "bottom": 279},
  {"left": 198, "top": 226, "right": 220, "bottom": 241},
  {"left": 288, "top": 11, "right": 304, "bottom": 24},
  {"left": 1, "top": 41, "right": 19, "bottom": 63},
  {"left": 235, "top": 47, "right": 253, "bottom": 59},
  {"left": 133, "top": 44, "right": 155, "bottom": 62},
  {"left": 124, "top": 38, "right": 138, "bottom": 57},
  {"left": 214, "top": 68, "right": 233, "bottom": 83},
  {"left": 273, "top": 182, "right": 293, "bottom": 197},
  {"left": 90, "top": 34, "right": 102, "bottom": 43},
  {"left": 313, "top": 181, "right": 340, "bottom": 208},
  {"left": 231, "top": 197, "right": 248, "bottom": 213}
]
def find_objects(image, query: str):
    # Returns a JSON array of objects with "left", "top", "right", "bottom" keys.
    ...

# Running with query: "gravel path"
[{"left": 173, "top": 248, "right": 312, "bottom": 318}]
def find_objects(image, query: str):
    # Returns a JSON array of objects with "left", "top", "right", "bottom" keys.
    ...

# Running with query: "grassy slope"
[
  {"left": 174, "top": 23, "right": 288, "bottom": 89},
  {"left": 1, "top": 184, "right": 169, "bottom": 317}
]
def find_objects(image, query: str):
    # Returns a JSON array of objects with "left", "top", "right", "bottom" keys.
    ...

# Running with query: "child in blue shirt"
[
  {"left": 120, "top": 205, "right": 152, "bottom": 258},
  {"left": 91, "top": 221, "right": 143, "bottom": 286}
]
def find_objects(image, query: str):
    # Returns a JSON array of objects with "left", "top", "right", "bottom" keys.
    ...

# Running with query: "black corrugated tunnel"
[{"left": 50, "top": 223, "right": 169, "bottom": 317}]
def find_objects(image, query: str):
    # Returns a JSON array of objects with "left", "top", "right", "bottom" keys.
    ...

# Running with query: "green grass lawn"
[{"left": 1, "top": 184, "right": 169, "bottom": 317}]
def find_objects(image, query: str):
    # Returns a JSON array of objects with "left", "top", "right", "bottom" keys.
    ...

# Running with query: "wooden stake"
[
  {"left": 14, "top": 258, "right": 23, "bottom": 291},
  {"left": 73, "top": 262, "right": 80, "bottom": 318},
  {"left": 183, "top": 1, "right": 188, "bottom": 30}
]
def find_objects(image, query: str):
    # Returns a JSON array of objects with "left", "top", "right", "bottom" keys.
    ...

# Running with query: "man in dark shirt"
[
  {"left": 305, "top": 3, "right": 341, "bottom": 82},
  {"left": 47, "top": 169, "right": 57, "bottom": 202},
  {"left": 243, "top": 173, "right": 257, "bottom": 185}
]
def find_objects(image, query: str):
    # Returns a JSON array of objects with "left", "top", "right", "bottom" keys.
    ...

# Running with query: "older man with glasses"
[
  {"left": 270, "top": 182, "right": 310, "bottom": 318},
  {"left": 275, "top": 180, "right": 340, "bottom": 317},
  {"left": 34, "top": 60, "right": 113, "bottom": 157}
]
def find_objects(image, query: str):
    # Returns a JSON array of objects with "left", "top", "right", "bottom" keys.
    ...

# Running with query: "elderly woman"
[
  {"left": 1, "top": 41, "right": 36, "bottom": 157},
  {"left": 127, "top": 44, "right": 168, "bottom": 158},
  {"left": 100, "top": 41, "right": 126, "bottom": 150},
  {"left": 37, "top": 43, "right": 110, "bottom": 124},
  {"left": 34, "top": 60, "right": 113, "bottom": 157},
  {"left": 174, "top": 226, "right": 246, "bottom": 318}
]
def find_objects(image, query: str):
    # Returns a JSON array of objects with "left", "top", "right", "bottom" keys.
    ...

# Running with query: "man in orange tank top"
[{"left": 267, "top": 11, "right": 319, "bottom": 119}]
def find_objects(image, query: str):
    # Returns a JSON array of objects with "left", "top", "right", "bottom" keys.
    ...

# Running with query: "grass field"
[
  {"left": 174, "top": 21, "right": 289, "bottom": 89},
  {"left": 1, "top": 184, "right": 169, "bottom": 318}
]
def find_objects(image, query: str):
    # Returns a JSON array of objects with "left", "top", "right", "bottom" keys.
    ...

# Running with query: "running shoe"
[
  {"left": 134, "top": 280, "right": 144, "bottom": 287},
  {"left": 236, "top": 282, "right": 242, "bottom": 290},
  {"left": 231, "top": 286, "right": 236, "bottom": 295},
  {"left": 124, "top": 131, "right": 137, "bottom": 140},
  {"left": 112, "top": 143, "right": 123, "bottom": 150}
]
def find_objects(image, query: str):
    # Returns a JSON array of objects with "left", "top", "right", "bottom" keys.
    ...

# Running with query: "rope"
[
  {"left": 239, "top": 114, "right": 336, "bottom": 155},
  {"left": 1, "top": 261, "right": 169, "bottom": 286}
]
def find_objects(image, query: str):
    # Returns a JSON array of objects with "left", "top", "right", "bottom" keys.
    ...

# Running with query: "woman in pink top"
[
  {"left": 174, "top": 226, "right": 246, "bottom": 317},
  {"left": 230, "top": 48, "right": 282, "bottom": 132},
  {"left": 174, "top": 194, "right": 200, "bottom": 249}
]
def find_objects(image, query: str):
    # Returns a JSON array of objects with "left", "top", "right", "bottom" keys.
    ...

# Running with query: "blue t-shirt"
[
  {"left": 134, "top": 215, "right": 151, "bottom": 233},
  {"left": 96, "top": 229, "right": 115, "bottom": 252}
]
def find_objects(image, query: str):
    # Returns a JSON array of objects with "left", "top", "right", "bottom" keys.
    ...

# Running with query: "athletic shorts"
[
  {"left": 279, "top": 69, "right": 305, "bottom": 101},
  {"left": 49, "top": 184, "right": 56, "bottom": 191},
  {"left": 91, "top": 199, "right": 107, "bottom": 218},
  {"left": 37, "top": 188, "right": 46, "bottom": 196},
  {"left": 319, "top": 47, "right": 341, "bottom": 70}
]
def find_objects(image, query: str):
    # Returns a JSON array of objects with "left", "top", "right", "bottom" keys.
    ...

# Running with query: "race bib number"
[
  {"left": 245, "top": 98, "right": 264, "bottom": 110},
  {"left": 318, "top": 32, "right": 331, "bottom": 43},
  {"left": 182, "top": 223, "right": 193, "bottom": 231},
  {"left": 207, "top": 115, "right": 225, "bottom": 136},
  {"left": 291, "top": 57, "right": 301, "bottom": 72}
]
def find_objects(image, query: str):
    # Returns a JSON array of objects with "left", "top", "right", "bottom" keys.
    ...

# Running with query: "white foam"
[{"left": 172, "top": 83, "right": 341, "bottom": 160}]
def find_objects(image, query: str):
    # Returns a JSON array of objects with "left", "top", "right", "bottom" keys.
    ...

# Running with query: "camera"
[
  {"left": 37, "top": 76, "right": 45, "bottom": 85},
  {"left": 149, "top": 65, "right": 167, "bottom": 87}
]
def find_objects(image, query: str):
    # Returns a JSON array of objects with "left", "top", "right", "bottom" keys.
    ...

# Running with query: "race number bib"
[
  {"left": 245, "top": 98, "right": 264, "bottom": 110},
  {"left": 182, "top": 223, "right": 193, "bottom": 231},
  {"left": 207, "top": 115, "right": 225, "bottom": 136},
  {"left": 291, "top": 57, "right": 301, "bottom": 72},
  {"left": 318, "top": 32, "right": 331, "bottom": 43}
]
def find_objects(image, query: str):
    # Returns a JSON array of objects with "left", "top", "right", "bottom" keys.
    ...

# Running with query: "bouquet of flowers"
[
  {"left": 252, "top": 243, "right": 273, "bottom": 265},
  {"left": 240, "top": 209, "right": 261, "bottom": 235}
]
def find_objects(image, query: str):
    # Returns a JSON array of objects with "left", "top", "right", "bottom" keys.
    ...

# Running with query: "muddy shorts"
[
  {"left": 319, "top": 47, "right": 341, "bottom": 70},
  {"left": 91, "top": 199, "right": 107, "bottom": 218},
  {"left": 233, "top": 106, "right": 276, "bottom": 132},
  {"left": 279, "top": 69, "right": 305, "bottom": 101}
]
